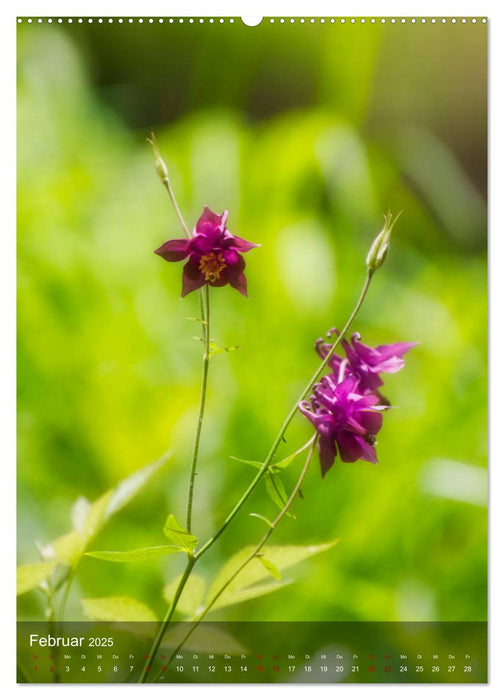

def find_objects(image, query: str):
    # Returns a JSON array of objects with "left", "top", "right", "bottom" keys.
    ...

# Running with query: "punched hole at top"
[{"left": 241, "top": 17, "right": 263, "bottom": 27}]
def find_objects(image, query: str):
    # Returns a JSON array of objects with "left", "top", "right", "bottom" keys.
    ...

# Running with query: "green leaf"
[
  {"left": 82, "top": 596, "right": 157, "bottom": 622},
  {"left": 209, "top": 341, "right": 241, "bottom": 357},
  {"left": 207, "top": 540, "right": 339, "bottom": 606},
  {"left": 52, "top": 531, "right": 84, "bottom": 565},
  {"left": 85, "top": 545, "right": 183, "bottom": 562},
  {"left": 257, "top": 555, "right": 282, "bottom": 580},
  {"left": 106, "top": 451, "right": 170, "bottom": 517},
  {"left": 80, "top": 491, "right": 114, "bottom": 542},
  {"left": 17, "top": 561, "right": 58, "bottom": 596},
  {"left": 230, "top": 456, "right": 263, "bottom": 468},
  {"left": 71, "top": 496, "right": 91, "bottom": 532},
  {"left": 211, "top": 580, "right": 290, "bottom": 611},
  {"left": 50, "top": 492, "right": 113, "bottom": 565},
  {"left": 211, "top": 580, "right": 290, "bottom": 612},
  {"left": 231, "top": 439, "right": 314, "bottom": 472},
  {"left": 50, "top": 454, "right": 170, "bottom": 567},
  {"left": 163, "top": 514, "right": 198, "bottom": 553},
  {"left": 163, "top": 574, "right": 207, "bottom": 617},
  {"left": 249, "top": 513, "right": 273, "bottom": 528},
  {"left": 161, "top": 624, "right": 247, "bottom": 654},
  {"left": 265, "top": 471, "right": 295, "bottom": 518}
]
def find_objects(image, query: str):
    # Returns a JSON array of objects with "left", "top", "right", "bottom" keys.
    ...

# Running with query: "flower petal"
[
  {"left": 229, "top": 235, "right": 259, "bottom": 252},
  {"left": 228, "top": 270, "right": 248, "bottom": 297},
  {"left": 318, "top": 437, "right": 337, "bottom": 477},
  {"left": 228, "top": 254, "right": 248, "bottom": 296},
  {"left": 371, "top": 342, "right": 419, "bottom": 373},
  {"left": 337, "top": 432, "right": 378, "bottom": 464},
  {"left": 188, "top": 233, "right": 214, "bottom": 254},
  {"left": 194, "top": 207, "right": 228, "bottom": 242},
  {"left": 181, "top": 257, "right": 205, "bottom": 297},
  {"left": 154, "top": 238, "right": 190, "bottom": 262},
  {"left": 209, "top": 269, "right": 230, "bottom": 288},
  {"left": 357, "top": 410, "right": 383, "bottom": 436},
  {"left": 222, "top": 248, "right": 241, "bottom": 268}
]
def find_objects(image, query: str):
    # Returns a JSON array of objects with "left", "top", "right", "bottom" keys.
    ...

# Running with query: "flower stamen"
[{"left": 199, "top": 252, "right": 227, "bottom": 282}]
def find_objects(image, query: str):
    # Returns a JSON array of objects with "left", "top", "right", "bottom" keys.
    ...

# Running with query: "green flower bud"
[
  {"left": 148, "top": 132, "right": 169, "bottom": 183},
  {"left": 366, "top": 211, "right": 402, "bottom": 273}
]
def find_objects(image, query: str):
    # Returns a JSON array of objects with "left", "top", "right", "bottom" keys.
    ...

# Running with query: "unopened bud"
[
  {"left": 148, "top": 132, "right": 169, "bottom": 182},
  {"left": 366, "top": 211, "right": 402, "bottom": 273}
]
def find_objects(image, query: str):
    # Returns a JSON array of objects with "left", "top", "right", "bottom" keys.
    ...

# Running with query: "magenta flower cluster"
[
  {"left": 155, "top": 207, "right": 258, "bottom": 298},
  {"left": 299, "top": 330, "right": 416, "bottom": 477},
  {"left": 154, "top": 197, "right": 416, "bottom": 477}
]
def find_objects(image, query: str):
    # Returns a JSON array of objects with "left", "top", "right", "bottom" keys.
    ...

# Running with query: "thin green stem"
[
  {"left": 151, "top": 134, "right": 210, "bottom": 533},
  {"left": 140, "top": 139, "right": 212, "bottom": 681},
  {"left": 186, "top": 284, "right": 210, "bottom": 533},
  {"left": 57, "top": 566, "right": 76, "bottom": 623},
  {"left": 157, "top": 438, "right": 318, "bottom": 678},
  {"left": 149, "top": 132, "right": 191, "bottom": 240},
  {"left": 140, "top": 267, "right": 373, "bottom": 682},
  {"left": 161, "top": 177, "right": 191, "bottom": 239},
  {"left": 138, "top": 555, "right": 195, "bottom": 683},
  {"left": 195, "top": 270, "right": 374, "bottom": 560}
]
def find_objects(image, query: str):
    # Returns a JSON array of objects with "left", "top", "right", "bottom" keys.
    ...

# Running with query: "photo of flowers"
[{"left": 16, "top": 16, "right": 487, "bottom": 683}]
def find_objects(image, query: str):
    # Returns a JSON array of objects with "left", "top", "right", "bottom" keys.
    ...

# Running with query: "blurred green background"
[{"left": 17, "top": 19, "right": 487, "bottom": 623}]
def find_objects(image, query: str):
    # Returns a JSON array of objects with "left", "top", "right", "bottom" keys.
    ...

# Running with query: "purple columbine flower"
[
  {"left": 299, "top": 375, "right": 386, "bottom": 477},
  {"left": 315, "top": 329, "right": 417, "bottom": 395},
  {"left": 155, "top": 206, "right": 258, "bottom": 297}
]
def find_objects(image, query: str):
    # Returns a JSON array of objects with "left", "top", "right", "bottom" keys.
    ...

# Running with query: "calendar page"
[{"left": 16, "top": 15, "right": 488, "bottom": 684}]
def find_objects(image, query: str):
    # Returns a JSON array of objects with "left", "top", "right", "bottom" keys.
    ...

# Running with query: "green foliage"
[
  {"left": 16, "top": 457, "right": 168, "bottom": 600},
  {"left": 265, "top": 471, "right": 295, "bottom": 518},
  {"left": 82, "top": 596, "right": 157, "bottom": 622},
  {"left": 161, "top": 625, "right": 246, "bottom": 654},
  {"left": 163, "top": 514, "right": 198, "bottom": 553},
  {"left": 257, "top": 555, "right": 282, "bottom": 581},
  {"left": 163, "top": 574, "right": 207, "bottom": 617},
  {"left": 17, "top": 561, "right": 58, "bottom": 596},
  {"left": 208, "top": 341, "right": 241, "bottom": 357},
  {"left": 17, "top": 22, "right": 487, "bottom": 625},
  {"left": 85, "top": 545, "right": 183, "bottom": 562},
  {"left": 206, "top": 541, "right": 339, "bottom": 612},
  {"left": 209, "top": 580, "right": 291, "bottom": 613}
]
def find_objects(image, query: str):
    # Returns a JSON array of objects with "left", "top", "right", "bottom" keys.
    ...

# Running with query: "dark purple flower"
[
  {"left": 299, "top": 375, "right": 386, "bottom": 477},
  {"left": 155, "top": 207, "right": 258, "bottom": 297},
  {"left": 316, "top": 329, "right": 417, "bottom": 395}
]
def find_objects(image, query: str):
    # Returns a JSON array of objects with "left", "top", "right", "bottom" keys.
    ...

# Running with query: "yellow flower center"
[{"left": 199, "top": 252, "right": 227, "bottom": 282}]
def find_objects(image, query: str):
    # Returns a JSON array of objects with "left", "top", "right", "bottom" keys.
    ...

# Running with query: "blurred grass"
[{"left": 17, "top": 21, "right": 486, "bottom": 623}]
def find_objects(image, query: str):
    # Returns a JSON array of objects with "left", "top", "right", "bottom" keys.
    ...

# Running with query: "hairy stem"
[{"left": 157, "top": 438, "right": 319, "bottom": 679}]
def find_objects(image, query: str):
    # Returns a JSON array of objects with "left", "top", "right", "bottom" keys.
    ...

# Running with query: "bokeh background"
[{"left": 17, "top": 18, "right": 487, "bottom": 623}]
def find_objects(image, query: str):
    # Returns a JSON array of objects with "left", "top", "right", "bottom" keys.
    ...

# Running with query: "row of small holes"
[{"left": 17, "top": 17, "right": 487, "bottom": 24}]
